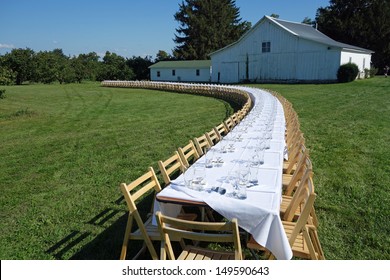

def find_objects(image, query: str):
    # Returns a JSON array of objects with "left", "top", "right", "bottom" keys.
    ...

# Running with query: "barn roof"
[
  {"left": 210, "top": 16, "right": 373, "bottom": 56},
  {"left": 149, "top": 60, "right": 211, "bottom": 69},
  {"left": 270, "top": 17, "right": 373, "bottom": 53}
]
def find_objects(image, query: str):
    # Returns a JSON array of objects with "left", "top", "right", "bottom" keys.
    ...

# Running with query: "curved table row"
[{"left": 153, "top": 85, "right": 292, "bottom": 260}]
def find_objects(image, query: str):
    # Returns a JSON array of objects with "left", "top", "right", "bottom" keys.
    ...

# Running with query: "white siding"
[
  {"left": 340, "top": 51, "right": 372, "bottom": 78},
  {"left": 151, "top": 67, "right": 211, "bottom": 82},
  {"left": 211, "top": 17, "right": 371, "bottom": 83}
]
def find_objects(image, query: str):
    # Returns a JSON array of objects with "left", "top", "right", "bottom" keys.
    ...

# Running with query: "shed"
[
  {"left": 149, "top": 60, "right": 211, "bottom": 82},
  {"left": 210, "top": 16, "right": 373, "bottom": 83}
]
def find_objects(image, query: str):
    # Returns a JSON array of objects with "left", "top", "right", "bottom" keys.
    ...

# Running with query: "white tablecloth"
[{"left": 155, "top": 85, "right": 293, "bottom": 260}]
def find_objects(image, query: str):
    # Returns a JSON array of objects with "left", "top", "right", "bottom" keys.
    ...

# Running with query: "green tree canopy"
[
  {"left": 1, "top": 48, "right": 35, "bottom": 85},
  {"left": 97, "top": 51, "right": 134, "bottom": 81},
  {"left": 316, "top": 0, "right": 390, "bottom": 71},
  {"left": 173, "top": 0, "right": 251, "bottom": 60}
]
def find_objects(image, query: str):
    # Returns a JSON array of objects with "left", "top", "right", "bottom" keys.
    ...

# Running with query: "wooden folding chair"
[
  {"left": 156, "top": 211, "right": 243, "bottom": 260},
  {"left": 248, "top": 172, "right": 324, "bottom": 260},
  {"left": 193, "top": 134, "right": 211, "bottom": 156},
  {"left": 119, "top": 167, "right": 162, "bottom": 260},
  {"left": 158, "top": 151, "right": 186, "bottom": 186},
  {"left": 178, "top": 140, "right": 200, "bottom": 168},
  {"left": 224, "top": 117, "right": 235, "bottom": 131},
  {"left": 281, "top": 162, "right": 319, "bottom": 228},
  {"left": 282, "top": 144, "right": 309, "bottom": 196},
  {"left": 231, "top": 113, "right": 239, "bottom": 125},
  {"left": 205, "top": 128, "right": 220, "bottom": 146},
  {"left": 214, "top": 123, "right": 229, "bottom": 139},
  {"left": 283, "top": 134, "right": 305, "bottom": 174}
]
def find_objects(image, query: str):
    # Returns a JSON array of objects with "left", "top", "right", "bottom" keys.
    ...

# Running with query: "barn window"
[
  {"left": 262, "top": 42, "right": 271, "bottom": 53},
  {"left": 157, "top": 71, "right": 161, "bottom": 77},
  {"left": 196, "top": 69, "right": 200, "bottom": 76},
  {"left": 172, "top": 70, "right": 176, "bottom": 76}
]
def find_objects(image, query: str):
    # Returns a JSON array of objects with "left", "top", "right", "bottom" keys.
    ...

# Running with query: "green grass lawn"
[
  {"left": 0, "top": 82, "right": 232, "bottom": 259},
  {"left": 1, "top": 78, "right": 389, "bottom": 260}
]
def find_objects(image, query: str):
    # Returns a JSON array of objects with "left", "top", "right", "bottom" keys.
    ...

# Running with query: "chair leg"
[
  {"left": 120, "top": 215, "right": 133, "bottom": 260},
  {"left": 249, "top": 248, "right": 260, "bottom": 260},
  {"left": 132, "top": 242, "right": 147, "bottom": 260}
]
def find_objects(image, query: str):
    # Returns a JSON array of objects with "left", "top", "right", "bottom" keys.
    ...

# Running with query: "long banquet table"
[{"left": 154, "top": 85, "right": 293, "bottom": 260}]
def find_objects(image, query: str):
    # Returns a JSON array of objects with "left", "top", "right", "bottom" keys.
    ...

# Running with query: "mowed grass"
[
  {"left": 253, "top": 77, "right": 390, "bottom": 259},
  {"left": 0, "top": 83, "right": 232, "bottom": 259},
  {"left": 1, "top": 78, "right": 389, "bottom": 260}
]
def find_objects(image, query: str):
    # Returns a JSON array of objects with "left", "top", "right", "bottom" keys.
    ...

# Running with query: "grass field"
[
  {"left": 0, "top": 83, "right": 232, "bottom": 259},
  {"left": 1, "top": 78, "right": 389, "bottom": 260}
]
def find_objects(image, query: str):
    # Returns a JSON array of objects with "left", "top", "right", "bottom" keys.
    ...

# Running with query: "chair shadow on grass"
[{"left": 45, "top": 192, "right": 156, "bottom": 260}]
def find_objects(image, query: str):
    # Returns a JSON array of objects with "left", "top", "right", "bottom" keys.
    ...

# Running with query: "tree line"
[
  {"left": 0, "top": 48, "right": 160, "bottom": 85},
  {"left": 1, "top": 0, "right": 388, "bottom": 85},
  {"left": 315, "top": 0, "right": 390, "bottom": 73}
]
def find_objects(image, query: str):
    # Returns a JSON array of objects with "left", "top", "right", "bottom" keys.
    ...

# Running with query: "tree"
[
  {"left": 1, "top": 48, "right": 35, "bottom": 85},
  {"left": 173, "top": 0, "right": 251, "bottom": 60},
  {"left": 97, "top": 51, "right": 134, "bottom": 81},
  {"left": 0, "top": 67, "right": 16, "bottom": 85},
  {"left": 302, "top": 17, "right": 316, "bottom": 28},
  {"left": 32, "top": 49, "right": 71, "bottom": 84},
  {"left": 73, "top": 52, "right": 100, "bottom": 82},
  {"left": 316, "top": 0, "right": 390, "bottom": 71},
  {"left": 127, "top": 56, "right": 153, "bottom": 80},
  {"left": 155, "top": 50, "right": 174, "bottom": 62}
]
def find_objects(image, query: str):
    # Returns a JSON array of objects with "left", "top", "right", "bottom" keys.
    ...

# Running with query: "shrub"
[
  {"left": 370, "top": 67, "right": 378, "bottom": 77},
  {"left": 0, "top": 67, "right": 16, "bottom": 85},
  {"left": 337, "top": 63, "right": 359, "bottom": 83},
  {"left": 0, "top": 89, "right": 6, "bottom": 99},
  {"left": 364, "top": 67, "right": 378, "bottom": 79}
]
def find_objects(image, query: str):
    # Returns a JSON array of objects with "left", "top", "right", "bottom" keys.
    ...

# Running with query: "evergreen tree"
[
  {"left": 173, "top": 0, "right": 251, "bottom": 60},
  {"left": 316, "top": 0, "right": 390, "bottom": 71}
]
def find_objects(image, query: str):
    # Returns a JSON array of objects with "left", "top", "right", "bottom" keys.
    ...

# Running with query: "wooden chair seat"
[
  {"left": 130, "top": 215, "right": 160, "bottom": 238},
  {"left": 248, "top": 224, "right": 312, "bottom": 260},
  {"left": 283, "top": 161, "right": 296, "bottom": 174},
  {"left": 178, "top": 246, "right": 236, "bottom": 260},
  {"left": 282, "top": 222, "right": 324, "bottom": 260},
  {"left": 156, "top": 212, "right": 243, "bottom": 260},
  {"left": 280, "top": 194, "right": 318, "bottom": 227},
  {"left": 282, "top": 174, "right": 294, "bottom": 190}
]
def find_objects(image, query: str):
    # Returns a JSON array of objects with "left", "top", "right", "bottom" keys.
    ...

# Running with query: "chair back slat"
[
  {"left": 205, "top": 129, "right": 220, "bottom": 146},
  {"left": 178, "top": 140, "right": 200, "bottom": 167},
  {"left": 158, "top": 151, "right": 185, "bottom": 185},
  {"left": 214, "top": 123, "right": 229, "bottom": 138},
  {"left": 193, "top": 134, "right": 211, "bottom": 156}
]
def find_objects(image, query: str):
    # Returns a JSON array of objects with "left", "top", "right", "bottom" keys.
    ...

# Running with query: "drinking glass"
[
  {"left": 192, "top": 165, "right": 205, "bottom": 191},
  {"left": 252, "top": 148, "right": 264, "bottom": 166},
  {"left": 238, "top": 163, "right": 250, "bottom": 187},
  {"left": 182, "top": 166, "right": 192, "bottom": 188},
  {"left": 249, "top": 164, "right": 260, "bottom": 185},
  {"left": 204, "top": 147, "right": 214, "bottom": 168}
]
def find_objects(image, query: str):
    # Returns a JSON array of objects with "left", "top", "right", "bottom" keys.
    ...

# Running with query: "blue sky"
[{"left": 0, "top": 0, "right": 331, "bottom": 58}]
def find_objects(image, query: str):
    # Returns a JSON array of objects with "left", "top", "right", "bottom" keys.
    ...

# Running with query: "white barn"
[
  {"left": 149, "top": 60, "right": 211, "bottom": 82},
  {"left": 210, "top": 16, "right": 373, "bottom": 83}
]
